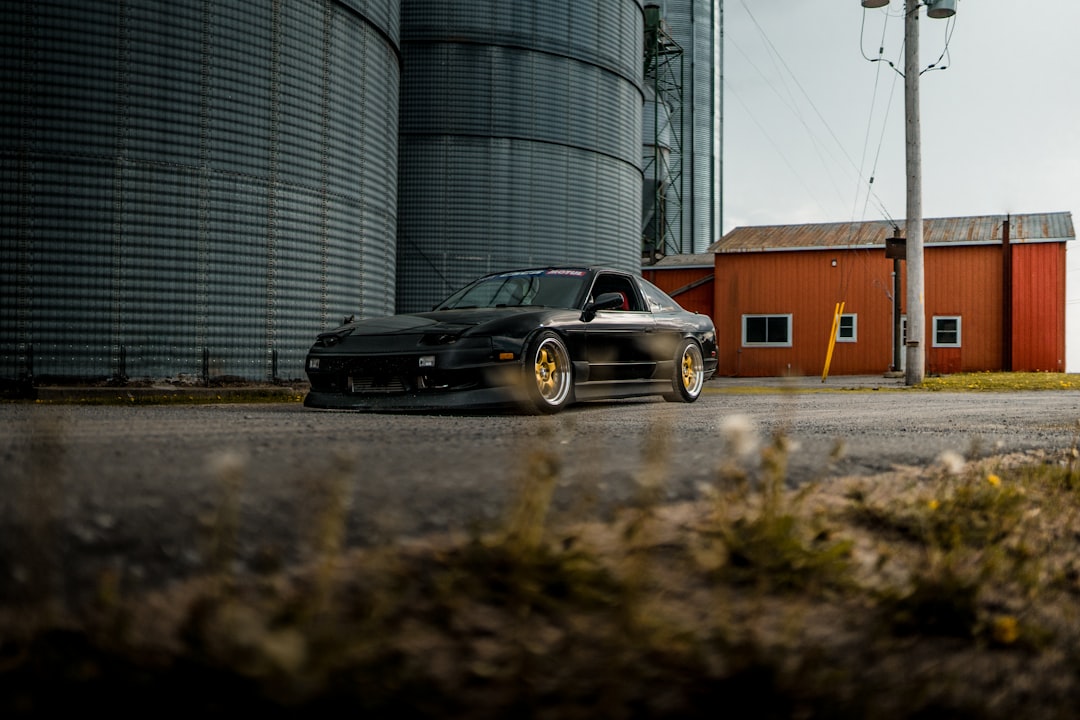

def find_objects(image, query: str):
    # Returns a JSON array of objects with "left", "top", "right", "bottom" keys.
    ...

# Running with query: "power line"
[
  {"left": 736, "top": 0, "right": 896, "bottom": 224},
  {"left": 723, "top": 75, "right": 827, "bottom": 207},
  {"left": 856, "top": 9, "right": 903, "bottom": 227}
]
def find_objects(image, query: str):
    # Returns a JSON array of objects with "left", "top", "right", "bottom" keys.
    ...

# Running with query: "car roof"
[{"left": 482, "top": 266, "right": 628, "bottom": 277}]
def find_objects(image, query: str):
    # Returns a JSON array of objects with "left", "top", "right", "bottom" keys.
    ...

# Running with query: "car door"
[
  {"left": 584, "top": 272, "right": 656, "bottom": 381},
  {"left": 637, "top": 277, "right": 690, "bottom": 374}
]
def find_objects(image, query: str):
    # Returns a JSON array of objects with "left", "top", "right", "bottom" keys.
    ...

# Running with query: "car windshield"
[{"left": 436, "top": 269, "right": 590, "bottom": 310}]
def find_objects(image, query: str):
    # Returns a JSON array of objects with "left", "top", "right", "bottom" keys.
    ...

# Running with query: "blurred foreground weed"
[{"left": 10, "top": 408, "right": 1080, "bottom": 718}]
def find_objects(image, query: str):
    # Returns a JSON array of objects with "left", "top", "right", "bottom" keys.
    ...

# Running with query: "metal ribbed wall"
[
  {"left": 651, "top": 0, "right": 722, "bottom": 254},
  {"left": 396, "top": 0, "right": 645, "bottom": 312},
  {"left": 0, "top": 0, "right": 399, "bottom": 382}
]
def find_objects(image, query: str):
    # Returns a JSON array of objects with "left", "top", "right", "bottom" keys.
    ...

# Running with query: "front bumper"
[
  {"left": 303, "top": 382, "right": 529, "bottom": 412},
  {"left": 303, "top": 352, "right": 528, "bottom": 411}
]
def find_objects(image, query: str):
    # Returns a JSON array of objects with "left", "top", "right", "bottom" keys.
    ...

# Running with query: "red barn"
[{"left": 646, "top": 212, "right": 1075, "bottom": 378}]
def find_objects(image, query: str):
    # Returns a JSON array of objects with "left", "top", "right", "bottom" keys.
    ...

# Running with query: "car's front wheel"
[
  {"left": 664, "top": 339, "right": 705, "bottom": 403},
  {"left": 523, "top": 331, "right": 573, "bottom": 414}
]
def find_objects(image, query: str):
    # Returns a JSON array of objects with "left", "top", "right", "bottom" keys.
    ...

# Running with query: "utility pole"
[
  {"left": 903, "top": 0, "right": 925, "bottom": 385},
  {"left": 862, "top": 0, "right": 954, "bottom": 383}
]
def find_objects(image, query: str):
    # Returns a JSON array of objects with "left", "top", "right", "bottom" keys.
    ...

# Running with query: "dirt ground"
[{"left": 4, "top": 444, "right": 1080, "bottom": 719}]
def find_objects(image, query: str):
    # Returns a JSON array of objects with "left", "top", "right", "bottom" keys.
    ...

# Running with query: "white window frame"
[
  {"left": 742, "top": 314, "right": 793, "bottom": 348},
  {"left": 836, "top": 313, "right": 857, "bottom": 343},
  {"left": 932, "top": 315, "right": 962, "bottom": 348}
]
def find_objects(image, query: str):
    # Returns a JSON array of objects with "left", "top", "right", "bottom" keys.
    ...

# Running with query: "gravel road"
[{"left": 4, "top": 384, "right": 1080, "bottom": 604}]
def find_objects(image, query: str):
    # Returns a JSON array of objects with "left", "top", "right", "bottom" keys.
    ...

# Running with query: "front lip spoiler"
[{"left": 303, "top": 384, "right": 529, "bottom": 413}]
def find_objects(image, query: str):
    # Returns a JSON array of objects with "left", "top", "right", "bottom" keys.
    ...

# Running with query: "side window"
[
  {"left": 742, "top": 314, "right": 792, "bottom": 347},
  {"left": 837, "top": 314, "right": 857, "bottom": 343},
  {"left": 591, "top": 274, "right": 641, "bottom": 311},
  {"left": 933, "top": 316, "right": 961, "bottom": 347},
  {"left": 638, "top": 278, "right": 682, "bottom": 313}
]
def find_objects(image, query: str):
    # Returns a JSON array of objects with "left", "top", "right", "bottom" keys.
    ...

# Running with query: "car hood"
[
  {"left": 344, "top": 307, "right": 550, "bottom": 335},
  {"left": 312, "top": 307, "right": 575, "bottom": 352}
]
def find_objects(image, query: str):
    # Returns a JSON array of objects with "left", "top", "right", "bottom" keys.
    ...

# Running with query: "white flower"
[
  {"left": 207, "top": 449, "right": 248, "bottom": 479},
  {"left": 719, "top": 414, "right": 759, "bottom": 460},
  {"left": 937, "top": 449, "right": 965, "bottom": 475}
]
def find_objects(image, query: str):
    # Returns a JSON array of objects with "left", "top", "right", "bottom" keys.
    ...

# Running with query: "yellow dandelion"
[
  {"left": 927, "top": 499, "right": 939, "bottom": 511},
  {"left": 986, "top": 474, "right": 1001, "bottom": 487},
  {"left": 992, "top": 615, "right": 1019, "bottom": 645}
]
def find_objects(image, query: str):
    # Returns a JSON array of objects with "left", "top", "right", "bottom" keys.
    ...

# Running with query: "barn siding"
[
  {"left": 1011, "top": 243, "right": 1065, "bottom": 371},
  {"left": 713, "top": 249, "right": 897, "bottom": 377},
  {"left": 924, "top": 245, "right": 1003, "bottom": 374},
  {"left": 705, "top": 212, "right": 1072, "bottom": 377},
  {"left": 711, "top": 242, "right": 1066, "bottom": 377}
]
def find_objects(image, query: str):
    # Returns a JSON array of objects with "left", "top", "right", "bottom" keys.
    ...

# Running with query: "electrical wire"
[
  {"left": 840, "top": 8, "right": 905, "bottom": 301},
  {"left": 723, "top": 74, "right": 827, "bottom": 208},
  {"left": 736, "top": 3, "right": 849, "bottom": 211},
  {"left": 736, "top": 0, "right": 896, "bottom": 225},
  {"left": 862, "top": 73, "right": 901, "bottom": 225},
  {"left": 854, "top": 9, "right": 896, "bottom": 223},
  {"left": 921, "top": 14, "right": 956, "bottom": 75}
]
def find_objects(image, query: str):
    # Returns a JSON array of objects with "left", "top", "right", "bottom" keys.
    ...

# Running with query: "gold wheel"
[
  {"left": 527, "top": 332, "right": 572, "bottom": 412},
  {"left": 665, "top": 340, "right": 704, "bottom": 403},
  {"left": 681, "top": 349, "right": 699, "bottom": 392}
]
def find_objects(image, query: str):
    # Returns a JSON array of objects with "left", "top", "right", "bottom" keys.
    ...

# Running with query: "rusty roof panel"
[{"left": 710, "top": 212, "right": 1075, "bottom": 253}]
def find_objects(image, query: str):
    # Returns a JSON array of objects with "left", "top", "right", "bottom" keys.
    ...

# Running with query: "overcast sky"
[{"left": 721, "top": 0, "right": 1080, "bottom": 236}]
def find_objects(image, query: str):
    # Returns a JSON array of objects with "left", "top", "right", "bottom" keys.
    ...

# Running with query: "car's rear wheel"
[
  {"left": 523, "top": 331, "right": 573, "bottom": 413},
  {"left": 664, "top": 339, "right": 705, "bottom": 403}
]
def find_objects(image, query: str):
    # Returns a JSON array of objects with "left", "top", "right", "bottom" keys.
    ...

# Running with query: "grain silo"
[
  {"left": 395, "top": 0, "right": 645, "bottom": 312},
  {"left": 0, "top": 0, "right": 400, "bottom": 384}
]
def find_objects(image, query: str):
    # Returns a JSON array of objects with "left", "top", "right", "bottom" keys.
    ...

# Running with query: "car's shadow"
[{"left": 301, "top": 396, "right": 665, "bottom": 418}]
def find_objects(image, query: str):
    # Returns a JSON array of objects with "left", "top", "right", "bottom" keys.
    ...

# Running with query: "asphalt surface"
[
  {"left": 5, "top": 374, "right": 1080, "bottom": 605},
  {"left": 19, "top": 373, "right": 903, "bottom": 401}
]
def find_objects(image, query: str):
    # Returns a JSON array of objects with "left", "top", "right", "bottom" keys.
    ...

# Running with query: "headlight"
[
  {"left": 315, "top": 328, "right": 354, "bottom": 347},
  {"left": 421, "top": 333, "right": 459, "bottom": 346},
  {"left": 307, "top": 357, "right": 320, "bottom": 370}
]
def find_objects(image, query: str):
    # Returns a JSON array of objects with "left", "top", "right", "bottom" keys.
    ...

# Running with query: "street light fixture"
[{"left": 859, "top": 0, "right": 956, "bottom": 385}]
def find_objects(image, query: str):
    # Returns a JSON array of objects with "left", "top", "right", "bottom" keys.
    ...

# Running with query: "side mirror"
[{"left": 581, "top": 292, "right": 624, "bottom": 322}]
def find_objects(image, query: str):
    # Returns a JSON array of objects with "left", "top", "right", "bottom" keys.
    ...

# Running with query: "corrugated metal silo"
[
  {"left": 0, "top": 0, "right": 400, "bottom": 383},
  {"left": 648, "top": 0, "right": 722, "bottom": 254},
  {"left": 396, "top": 0, "right": 645, "bottom": 312}
]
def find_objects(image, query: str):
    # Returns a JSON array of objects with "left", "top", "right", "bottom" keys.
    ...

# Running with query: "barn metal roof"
[{"left": 708, "top": 212, "right": 1075, "bottom": 254}]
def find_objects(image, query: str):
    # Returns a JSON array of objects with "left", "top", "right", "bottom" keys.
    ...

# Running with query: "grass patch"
[
  {"left": 920, "top": 371, "right": 1080, "bottom": 391},
  {"left": 708, "top": 371, "right": 1080, "bottom": 395}
]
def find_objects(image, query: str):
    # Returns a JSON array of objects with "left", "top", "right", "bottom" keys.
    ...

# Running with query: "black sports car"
[{"left": 303, "top": 266, "right": 718, "bottom": 413}]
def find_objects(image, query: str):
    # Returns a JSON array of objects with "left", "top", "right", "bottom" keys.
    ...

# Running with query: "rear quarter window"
[{"left": 639, "top": 279, "right": 682, "bottom": 313}]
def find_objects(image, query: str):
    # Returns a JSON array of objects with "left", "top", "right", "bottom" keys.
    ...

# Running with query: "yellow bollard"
[{"left": 822, "top": 301, "right": 845, "bottom": 382}]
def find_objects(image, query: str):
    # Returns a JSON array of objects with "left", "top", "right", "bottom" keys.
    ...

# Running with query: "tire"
[
  {"left": 664, "top": 339, "right": 705, "bottom": 403},
  {"left": 523, "top": 331, "right": 573, "bottom": 414}
]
